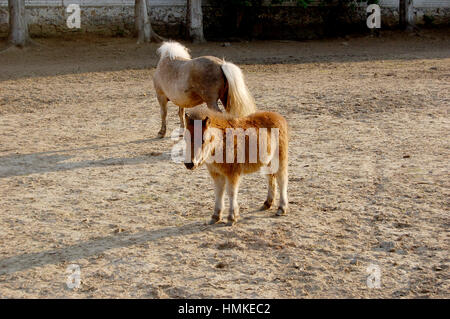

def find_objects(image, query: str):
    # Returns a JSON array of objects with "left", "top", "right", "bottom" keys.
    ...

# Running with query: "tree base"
[
  {"left": 0, "top": 43, "right": 20, "bottom": 54},
  {"left": 1, "top": 38, "right": 46, "bottom": 53},
  {"left": 191, "top": 36, "right": 206, "bottom": 44}
]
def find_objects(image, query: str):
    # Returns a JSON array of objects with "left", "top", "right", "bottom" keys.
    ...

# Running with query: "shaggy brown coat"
[{"left": 184, "top": 108, "right": 289, "bottom": 225}]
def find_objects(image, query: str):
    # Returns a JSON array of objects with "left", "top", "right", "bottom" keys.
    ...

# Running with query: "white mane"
[{"left": 157, "top": 41, "right": 191, "bottom": 60}]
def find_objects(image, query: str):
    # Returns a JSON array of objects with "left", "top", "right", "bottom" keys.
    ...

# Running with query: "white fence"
[
  {"left": 1, "top": 0, "right": 181, "bottom": 6},
  {"left": 0, "top": 0, "right": 449, "bottom": 8}
]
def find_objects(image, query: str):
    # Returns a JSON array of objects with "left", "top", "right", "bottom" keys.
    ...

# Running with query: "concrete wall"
[
  {"left": 378, "top": 0, "right": 450, "bottom": 25},
  {"left": 0, "top": 0, "right": 187, "bottom": 37},
  {"left": 203, "top": 1, "right": 450, "bottom": 40},
  {"left": 0, "top": 0, "right": 449, "bottom": 39}
]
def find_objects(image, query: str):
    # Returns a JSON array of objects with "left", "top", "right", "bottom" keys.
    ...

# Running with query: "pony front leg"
[
  {"left": 178, "top": 107, "right": 185, "bottom": 133},
  {"left": 156, "top": 92, "right": 168, "bottom": 138},
  {"left": 210, "top": 172, "right": 225, "bottom": 224},
  {"left": 226, "top": 175, "right": 241, "bottom": 226}
]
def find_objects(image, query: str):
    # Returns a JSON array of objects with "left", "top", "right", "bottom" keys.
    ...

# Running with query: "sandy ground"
[{"left": 0, "top": 30, "right": 449, "bottom": 298}]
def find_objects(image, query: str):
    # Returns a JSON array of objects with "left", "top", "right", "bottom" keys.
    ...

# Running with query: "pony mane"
[
  {"left": 157, "top": 41, "right": 191, "bottom": 60},
  {"left": 186, "top": 107, "right": 234, "bottom": 122}
]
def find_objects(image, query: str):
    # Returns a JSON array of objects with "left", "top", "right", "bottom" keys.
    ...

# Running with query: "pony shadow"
[
  {"left": 239, "top": 208, "right": 283, "bottom": 224},
  {"left": 0, "top": 138, "right": 168, "bottom": 179},
  {"left": 205, "top": 207, "right": 280, "bottom": 227},
  {"left": 0, "top": 222, "right": 206, "bottom": 276}
]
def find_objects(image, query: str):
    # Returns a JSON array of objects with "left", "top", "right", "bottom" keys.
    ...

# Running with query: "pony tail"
[{"left": 221, "top": 61, "right": 256, "bottom": 117}]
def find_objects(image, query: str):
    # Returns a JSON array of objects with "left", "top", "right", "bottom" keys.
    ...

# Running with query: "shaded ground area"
[{"left": 0, "top": 30, "right": 449, "bottom": 298}]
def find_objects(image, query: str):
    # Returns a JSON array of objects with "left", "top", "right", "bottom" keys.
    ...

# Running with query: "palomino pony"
[
  {"left": 183, "top": 108, "right": 289, "bottom": 225},
  {"left": 153, "top": 41, "right": 257, "bottom": 138}
]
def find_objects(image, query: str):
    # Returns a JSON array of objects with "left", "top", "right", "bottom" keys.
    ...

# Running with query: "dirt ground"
[{"left": 0, "top": 30, "right": 449, "bottom": 298}]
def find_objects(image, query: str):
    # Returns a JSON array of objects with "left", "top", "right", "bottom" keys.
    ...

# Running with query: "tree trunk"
[
  {"left": 8, "top": 0, "right": 29, "bottom": 47},
  {"left": 187, "top": 0, "right": 205, "bottom": 43},
  {"left": 406, "top": 0, "right": 415, "bottom": 30},
  {"left": 399, "top": 0, "right": 415, "bottom": 30},
  {"left": 134, "top": 0, "right": 163, "bottom": 43}
]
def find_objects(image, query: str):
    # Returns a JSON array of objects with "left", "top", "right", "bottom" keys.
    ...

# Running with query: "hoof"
[
  {"left": 226, "top": 216, "right": 238, "bottom": 226},
  {"left": 157, "top": 130, "right": 166, "bottom": 138},
  {"left": 209, "top": 216, "right": 222, "bottom": 225},
  {"left": 260, "top": 200, "right": 273, "bottom": 211},
  {"left": 276, "top": 207, "right": 287, "bottom": 216}
]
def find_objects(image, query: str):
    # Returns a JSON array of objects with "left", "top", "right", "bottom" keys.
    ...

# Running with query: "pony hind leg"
[
  {"left": 219, "top": 87, "right": 228, "bottom": 112},
  {"left": 156, "top": 92, "right": 168, "bottom": 138},
  {"left": 261, "top": 174, "right": 276, "bottom": 210},
  {"left": 206, "top": 99, "right": 222, "bottom": 113},
  {"left": 178, "top": 107, "right": 185, "bottom": 129}
]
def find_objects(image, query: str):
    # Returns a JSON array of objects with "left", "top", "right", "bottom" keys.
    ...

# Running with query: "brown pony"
[
  {"left": 183, "top": 108, "right": 289, "bottom": 225},
  {"left": 153, "top": 41, "right": 256, "bottom": 138}
]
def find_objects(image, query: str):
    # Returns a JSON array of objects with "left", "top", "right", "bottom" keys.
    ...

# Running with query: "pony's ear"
[
  {"left": 185, "top": 113, "right": 193, "bottom": 125},
  {"left": 202, "top": 117, "right": 210, "bottom": 128}
]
